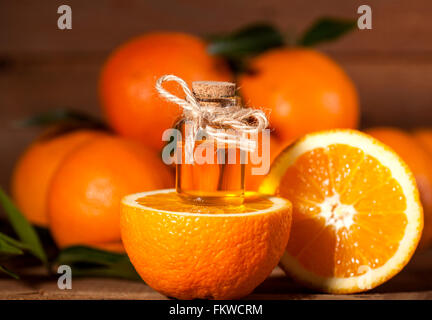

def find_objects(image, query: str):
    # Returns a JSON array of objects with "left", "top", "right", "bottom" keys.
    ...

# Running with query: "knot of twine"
[{"left": 155, "top": 74, "right": 268, "bottom": 152}]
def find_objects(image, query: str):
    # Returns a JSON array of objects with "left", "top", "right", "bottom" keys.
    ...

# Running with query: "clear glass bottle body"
[{"left": 175, "top": 118, "right": 245, "bottom": 206}]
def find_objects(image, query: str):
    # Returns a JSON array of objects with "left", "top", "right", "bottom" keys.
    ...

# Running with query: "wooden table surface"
[{"left": 1, "top": 250, "right": 431, "bottom": 300}]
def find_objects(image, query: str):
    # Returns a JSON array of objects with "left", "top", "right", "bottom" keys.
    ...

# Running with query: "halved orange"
[
  {"left": 121, "top": 189, "right": 292, "bottom": 299},
  {"left": 260, "top": 129, "right": 423, "bottom": 293}
]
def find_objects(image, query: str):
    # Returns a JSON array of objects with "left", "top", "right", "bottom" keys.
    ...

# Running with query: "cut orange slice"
[
  {"left": 121, "top": 189, "right": 292, "bottom": 299},
  {"left": 260, "top": 129, "right": 423, "bottom": 293}
]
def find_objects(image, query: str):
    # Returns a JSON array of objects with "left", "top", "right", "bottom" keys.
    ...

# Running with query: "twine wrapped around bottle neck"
[{"left": 155, "top": 74, "right": 268, "bottom": 152}]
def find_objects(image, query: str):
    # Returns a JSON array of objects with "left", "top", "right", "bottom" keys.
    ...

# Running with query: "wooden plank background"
[{"left": 0, "top": 0, "right": 431, "bottom": 190}]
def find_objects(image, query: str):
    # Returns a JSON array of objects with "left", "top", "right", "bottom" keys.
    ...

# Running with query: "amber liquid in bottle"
[
  {"left": 175, "top": 120, "right": 245, "bottom": 206},
  {"left": 174, "top": 81, "right": 245, "bottom": 206}
]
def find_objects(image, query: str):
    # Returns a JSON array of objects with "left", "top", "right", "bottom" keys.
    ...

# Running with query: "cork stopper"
[{"left": 192, "top": 81, "right": 236, "bottom": 100}]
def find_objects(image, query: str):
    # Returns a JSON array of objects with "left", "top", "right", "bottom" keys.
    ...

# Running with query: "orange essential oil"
[
  {"left": 174, "top": 81, "right": 245, "bottom": 205},
  {"left": 156, "top": 75, "right": 268, "bottom": 207}
]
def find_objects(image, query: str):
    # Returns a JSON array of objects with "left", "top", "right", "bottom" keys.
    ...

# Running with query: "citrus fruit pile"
[{"left": 12, "top": 129, "right": 172, "bottom": 252}]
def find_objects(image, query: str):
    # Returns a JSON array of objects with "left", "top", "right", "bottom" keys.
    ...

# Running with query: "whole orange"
[
  {"left": 11, "top": 129, "right": 102, "bottom": 227},
  {"left": 99, "top": 32, "right": 233, "bottom": 150},
  {"left": 366, "top": 127, "right": 432, "bottom": 249},
  {"left": 48, "top": 135, "right": 173, "bottom": 248},
  {"left": 239, "top": 48, "right": 359, "bottom": 143},
  {"left": 414, "top": 129, "right": 432, "bottom": 156}
]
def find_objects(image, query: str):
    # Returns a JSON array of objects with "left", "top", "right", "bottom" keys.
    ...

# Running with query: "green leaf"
[
  {"left": 208, "top": 23, "right": 285, "bottom": 58},
  {"left": 298, "top": 17, "right": 356, "bottom": 46},
  {"left": 0, "top": 232, "right": 28, "bottom": 250},
  {"left": 0, "top": 246, "right": 23, "bottom": 256},
  {"left": 0, "top": 234, "right": 24, "bottom": 256},
  {"left": 15, "top": 108, "right": 106, "bottom": 129},
  {"left": 65, "top": 265, "right": 140, "bottom": 281},
  {"left": 0, "top": 188, "right": 47, "bottom": 264},
  {"left": 56, "top": 246, "right": 140, "bottom": 281},
  {"left": 0, "top": 265, "right": 19, "bottom": 279},
  {"left": 207, "top": 23, "right": 285, "bottom": 71},
  {"left": 57, "top": 246, "right": 125, "bottom": 266},
  {"left": 0, "top": 233, "right": 27, "bottom": 280}
]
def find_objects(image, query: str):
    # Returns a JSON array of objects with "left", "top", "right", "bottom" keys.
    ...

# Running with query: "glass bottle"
[{"left": 174, "top": 81, "right": 245, "bottom": 206}]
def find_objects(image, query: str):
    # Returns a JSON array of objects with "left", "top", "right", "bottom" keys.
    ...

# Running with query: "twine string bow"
[{"left": 156, "top": 74, "right": 268, "bottom": 154}]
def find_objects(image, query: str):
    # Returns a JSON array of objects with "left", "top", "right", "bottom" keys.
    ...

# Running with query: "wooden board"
[
  {"left": 1, "top": 250, "right": 432, "bottom": 300},
  {"left": 1, "top": 0, "right": 431, "bottom": 54}
]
